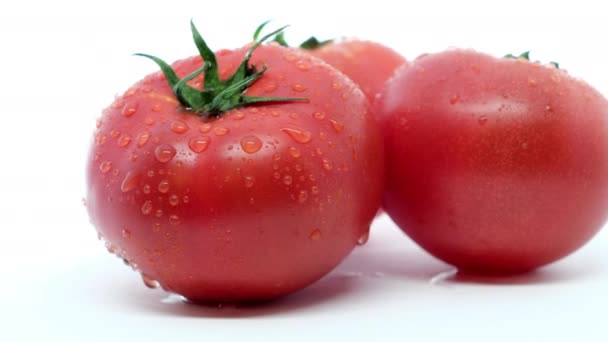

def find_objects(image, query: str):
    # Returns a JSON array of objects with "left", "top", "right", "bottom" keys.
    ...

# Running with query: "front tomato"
[
  {"left": 377, "top": 49, "right": 608, "bottom": 273},
  {"left": 86, "top": 25, "right": 384, "bottom": 302}
]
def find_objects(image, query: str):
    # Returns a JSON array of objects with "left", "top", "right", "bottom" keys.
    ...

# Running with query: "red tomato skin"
[
  {"left": 86, "top": 44, "right": 384, "bottom": 302},
  {"left": 309, "top": 39, "right": 406, "bottom": 101},
  {"left": 377, "top": 49, "right": 608, "bottom": 273}
]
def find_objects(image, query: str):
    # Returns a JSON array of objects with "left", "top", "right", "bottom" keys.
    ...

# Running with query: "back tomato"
[
  {"left": 86, "top": 27, "right": 384, "bottom": 302},
  {"left": 309, "top": 39, "right": 406, "bottom": 101},
  {"left": 377, "top": 49, "right": 608, "bottom": 273}
]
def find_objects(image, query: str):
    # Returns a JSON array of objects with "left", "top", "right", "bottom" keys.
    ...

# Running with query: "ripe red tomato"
[
  {"left": 376, "top": 49, "right": 608, "bottom": 273},
  {"left": 86, "top": 24, "right": 384, "bottom": 302},
  {"left": 307, "top": 39, "right": 406, "bottom": 101}
]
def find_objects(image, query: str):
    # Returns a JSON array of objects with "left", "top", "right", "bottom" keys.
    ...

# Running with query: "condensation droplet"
[
  {"left": 121, "top": 171, "right": 141, "bottom": 192},
  {"left": 169, "top": 194, "right": 180, "bottom": 206},
  {"left": 143, "top": 184, "right": 151, "bottom": 194},
  {"left": 117, "top": 134, "right": 132, "bottom": 147},
  {"left": 136, "top": 131, "right": 150, "bottom": 147},
  {"left": 158, "top": 180, "right": 170, "bottom": 193},
  {"left": 182, "top": 195, "right": 190, "bottom": 204},
  {"left": 291, "top": 83, "right": 306, "bottom": 92},
  {"left": 189, "top": 136, "right": 211, "bottom": 153},
  {"left": 240, "top": 135, "right": 263, "bottom": 154},
  {"left": 122, "top": 103, "right": 138, "bottom": 117},
  {"left": 169, "top": 214, "right": 181, "bottom": 225},
  {"left": 281, "top": 127, "right": 312, "bottom": 144},
  {"left": 141, "top": 200, "right": 153, "bottom": 215},
  {"left": 449, "top": 95, "right": 459, "bottom": 105},
  {"left": 170, "top": 120, "right": 189, "bottom": 134},
  {"left": 309, "top": 229, "right": 321, "bottom": 240},
  {"left": 155, "top": 209, "right": 163, "bottom": 218},
  {"left": 311, "top": 185, "right": 320, "bottom": 195},
  {"left": 214, "top": 127, "right": 229, "bottom": 136},
  {"left": 283, "top": 174, "right": 293, "bottom": 186},
  {"left": 99, "top": 161, "right": 112, "bottom": 173},
  {"left": 313, "top": 111, "right": 326, "bottom": 120},
  {"left": 199, "top": 123, "right": 212, "bottom": 133},
  {"left": 154, "top": 144, "right": 176, "bottom": 163},
  {"left": 152, "top": 103, "right": 162, "bottom": 112},
  {"left": 329, "top": 119, "right": 344, "bottom": 133},
  {"left": 122, "top": 228, "right": 131, "bottom": 239},
  {"left": 110, "top": 130, "right": 120, "bottom": 138},
  {"left": 357, "top": 231, "right": 370, "bottom": 245},
  {"left": 478, "top": 115, "right": 488, "bottom": 125},
  {"left": 244, "top": 175, "right": 256, "bottom": 188},
  {"left": 264, "top": 81, "right": 278, "bottom": 93},
  {"left": 298, "top": 190, "right": 308, "bottom": 203},
  {"left": 273, "top": 172, "right": 281, "bottom": 180},
  {"left": 288, "top": 146, "right": 301, "bottom": 158},
  {"left": 142, "top": 274, "right": 160, "bottom": 289},
  {"left": 322, "top": 159, "right": 333, "bottom": 171}
]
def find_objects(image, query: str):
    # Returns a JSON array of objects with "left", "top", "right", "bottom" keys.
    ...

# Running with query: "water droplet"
[
  {"left": 244, "top": 175, "right": 256, "bottom": 188},
  {"left": 122, "top": 103, "right": 138, "bottom": 117},
  {"left": 155, "top": 209, "right": 163, "bottom": 218},
  {"left": 146, "top": 169, "right": 155, "bottom": 178},
  {"left": 296, "top": 61, "right": 310, "bottom": 71},
  {"left": 288, "top": 146, "right": 301, "bottom": 158},
  {"left": 291, "top": 83, "right": 306, "bottom": 92},
  {"left": 182, "top": 195, "right": 190, "bottom": 204},
  {"left": 169, "top": 194, "right": 179, "bottom": 206},
  {"left": 110, "top": 130, "right": 120, "bottom": 138},
  {"left": 144, "top": 117, "right": 156, "bottom": 126},
  {"left": 169, "top": 214, "right": 181, "bottom": 225},
  {"left": 141, "top": 200, "right": 153, "bottom": 215},
  {"left": 95, "top": 134, "right": 107, "bottom": 145},
  {"left": 154, "top": 144, "right": 176, "bottom": 163},
  {"left": 528, "top": 78, "right": 537, "bottom": 87},
  {"left": 152, "top": 103, "right": 162, "bottom": 112},
  {"left": 283, "top": 175, "right": 293, "bottom": 186},
  {"left": 189, "top": 136, "right": 211, "bottom": 153},
  {"left": 273, "top": 172, "right": 281, "bottom": 180},
  {"left": 298, "top": 190, "right": 308, "bottom": 203},
  {"left": 214, "top": 127, "right": 229, "bottom": 136},
  {"left": 357, "top": 231, "right": 369, "bottom": 245},
  {"left": 312, "top": 111, "right": 326, "bottom": 120},
  {"left": 264, "top": 81, "right": 278, "bottom": 93},
  {"left": 329, "top": 119, "right": 344, "bottom": 133},
  {"left": 121, "top": 171, "right": 141, "bottom": 192},
  {"left": 122, "top": 228, "right": 131, "bottom": 239},
  {"left": 199, "top": 123, "right": 212, "bottom": 133},
  {"left": 240, "top": 135, "right": 263, "bottom": 154},
  {"left": 142, "top": 184, "right": 151, "bottom": 194},
  {"left": 309, "top": 229, "right": 321, "bottom": 240},
  {"left": 478, "top": 115, "right": 488, "bottom": 125},
  {"left": 332, "top": 82, "right": 342, "bottom": 90},
  {"left": 170, "top": 120, "right": 189, "bottom": 134},
  {"left": 232, "top": 112, "right": 246, "bottom": 120},
  {"left": 135, "top": 131, "right": 150, "bottom": 147},
  {"left": 311, "top": 185, "right": 319, "bottom": 195},
  {"left": 99, "top": 161, "right": 112, "bottom": 173},
  {"left": 281, "top": 127, "right": 312, "bottom": 144},
  {"left": 158, "top": 180, "right": 170, "bottom": 193},
  {"left": 449, "top": 95, "right": 459, "bottom": 105},
  {"left": 322, "top": 159, "right": 333, "bottom": 171},
  {"left": 142, "top": 274, "right": 160, "bottom": 289},
  {"left": 117, "top": 134, "right": 132, "bottom": 147}
]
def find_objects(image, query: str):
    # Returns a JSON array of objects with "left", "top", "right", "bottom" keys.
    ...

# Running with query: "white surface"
[{"left": 1, "top": 1, "right": 607, "bottom": 341}]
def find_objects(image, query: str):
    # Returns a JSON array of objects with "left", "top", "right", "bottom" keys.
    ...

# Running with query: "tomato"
[
  {"left": 306, "top": 39, "right": 406, "bottom": 101},
  {"left": 86, "top": 24, "right": 384, "bottom": 302},
  {"left": 376, "top": 49, "right": 608, "bottom": 273}
]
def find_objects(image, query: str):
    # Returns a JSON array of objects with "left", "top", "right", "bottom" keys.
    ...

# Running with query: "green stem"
[{"left": 136, "top": 21, "right": 307, "bottom": 118}]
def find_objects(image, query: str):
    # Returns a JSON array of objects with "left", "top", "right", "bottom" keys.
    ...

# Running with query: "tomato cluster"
[{"left": 86, "top": 22, "right": 608, "bottom": 302}]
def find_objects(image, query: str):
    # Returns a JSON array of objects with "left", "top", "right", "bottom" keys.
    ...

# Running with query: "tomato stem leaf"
[{"left": 136, "top": 21, "right": 307, "bottom": 118}]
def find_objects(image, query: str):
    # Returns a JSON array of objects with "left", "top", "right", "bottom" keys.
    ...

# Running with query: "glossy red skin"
[
  {"left": 377, "top": 49, "right": 608, "bottom": 273},
  {"left": 309, "top": 39, "right": 406, "bottom": 102},
  {"left": 86, "top": 44, "right": 384, "bottom": 302}
]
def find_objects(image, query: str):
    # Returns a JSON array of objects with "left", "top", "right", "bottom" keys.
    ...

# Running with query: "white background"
[{"left": 0, "top": 0, "right": 607, "bottom": 341}]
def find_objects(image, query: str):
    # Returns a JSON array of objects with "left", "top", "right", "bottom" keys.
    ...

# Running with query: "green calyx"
[
  {"left": 136, "top": 21, "right": 306, "bottom": 117},
  {"left": 504, "top": 51, "right": 559, "bottom": 69},
  {"left": 253, "top": 21, "right": 332, "bottom": 50}
]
